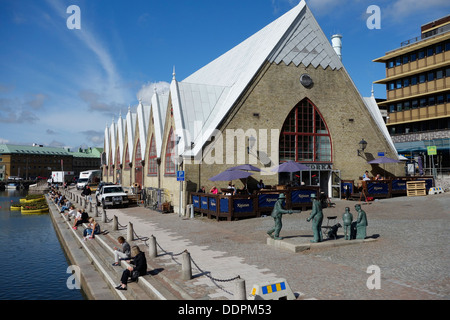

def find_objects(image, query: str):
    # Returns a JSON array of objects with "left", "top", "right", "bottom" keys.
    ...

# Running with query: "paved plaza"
[{"left": 102, "top": 193, "right": 449, "bottom": 300}]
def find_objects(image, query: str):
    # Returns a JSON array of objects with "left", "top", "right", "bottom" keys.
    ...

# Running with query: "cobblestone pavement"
[{"left": 105, "top": 193, "right": 449, "bottom": 300}]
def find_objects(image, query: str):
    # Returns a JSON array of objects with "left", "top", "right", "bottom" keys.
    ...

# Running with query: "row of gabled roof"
[{"left": 103, "top": 0, "right": 396, "bottom": 165}]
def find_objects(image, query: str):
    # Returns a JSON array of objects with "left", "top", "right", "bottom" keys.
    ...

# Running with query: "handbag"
[{"left": 131, "top": 270, "right": 140, "bottom": 282}]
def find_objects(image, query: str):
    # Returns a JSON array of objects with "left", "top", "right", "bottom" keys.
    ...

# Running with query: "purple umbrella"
[
  {"left": 271, "top": 160, "right": 310, "bottom": 172},
  {"left": 367, "top": 156, "right": 400, "bottom": 164},
  {"left": 368, "top": 156, "right": 400, "bottom": 177},
  {"left": 227, "top": 164, "right": 261, "bottom": 172},
  {"left": 209, "top": 169, "right": 253, "bottom": 181}
]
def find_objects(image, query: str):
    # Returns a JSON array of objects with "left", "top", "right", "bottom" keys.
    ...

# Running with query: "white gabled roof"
[
  {"left": 104, "top": 124, "right": 110, "bottom": 163},
  {"left": 151, "top": 90, "right": 169, "bottom": 158},
  {"left": 176, "top": 0, "right": 344, "bottom": 157},
  {"left": 363, "top": 96, "right": 399, "bottom": 158},
  {"left": 109, "top": 118, "right": 117, "bottom": 165},
  {"left": 136, "top": 100, "right": 151, "bottom": 158},
  {"left": 269, "top": 4, "right": 343, "bottom": 70},
  {"left": 116, "top": 114, "right": 125, "bottom": 164},
  {"left": 125, "top": 108, "right": 136, "bottom": 159}
]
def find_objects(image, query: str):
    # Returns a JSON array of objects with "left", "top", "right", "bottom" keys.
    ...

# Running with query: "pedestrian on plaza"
[
  {"left": 257, "top": 180, "right": 265, "bottom": 190},
  {"left": 210, "top": 186, "right": 218, "bottom": 194},
  {"left": 363, "top": 170, "right": 371, "bottom": 181},
  {"left": 83, "top": 217, "right": 101, "bottom": 240},
  {"left": 76, "top": 209, "right": 89, "bottom": 227},
  {"left": 112, "top": 236, "right": 131, "bottom": 266},
  {"left": 65, "top": 205, "right": 76, "bottom": 220},
  {"left": 72, "top": 209, "right": 82, "bottom": 230},
  {"left": 116, "top": 246, "right": 147, "bottom": 291},
  {"left": 60, "top": 198, "right": 72, "bottom": 213}
]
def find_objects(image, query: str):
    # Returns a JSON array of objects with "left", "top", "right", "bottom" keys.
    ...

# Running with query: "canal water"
[{"left": 0, "top": 189, "right": 85, "bottom": 300}]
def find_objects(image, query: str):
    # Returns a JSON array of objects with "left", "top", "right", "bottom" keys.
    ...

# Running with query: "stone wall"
[{"left": 183, "top": 61, "right": 403, "bottom": 195}]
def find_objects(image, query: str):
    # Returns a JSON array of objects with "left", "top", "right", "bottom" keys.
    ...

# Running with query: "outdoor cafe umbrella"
[
  {"left": 209, "top": 169, "right": 254, "bottom": 182},
  {"left": 367, "top": 156, "right": 401, "bottom": 164},
  {"left": 367, "top": 156, "right": 401, "bottom": 177},
  {"left": 271, "top": 160, "right": 310, "bottom": 173},
  {"left": 227, "top": 164, "right": 261, "bottom": 172},
  {"left": 271, "top": 160, "right": 310, "bottom": 184}
]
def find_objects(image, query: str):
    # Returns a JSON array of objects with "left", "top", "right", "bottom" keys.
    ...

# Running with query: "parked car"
[
  {"left": 95, "top": 182, "right": 114, "bottom": 198},
  {"left": 96, "top": 184, "right": 129, "bottom": 208}
]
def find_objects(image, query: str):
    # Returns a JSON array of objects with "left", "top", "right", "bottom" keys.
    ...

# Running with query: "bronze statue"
[
  {"left": 307, "top": 193, "right": 323, "bottom": 243},
  {"left": 342, "top": 207, "right": 353, "bottom": 240},
  {"left": 355, "top": 204, "right": 368, "bottom": 239},
  {"left": 267, "top": 193, "right": 295, "bottom": 240}
]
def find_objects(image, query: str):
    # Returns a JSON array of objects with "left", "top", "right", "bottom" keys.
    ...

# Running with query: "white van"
[{"left": 76, "top": 170, "right": 101, "bottom": 190}]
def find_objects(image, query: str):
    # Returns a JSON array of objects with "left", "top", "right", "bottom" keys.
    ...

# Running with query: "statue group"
[{"left": 267, "top": 193, "right": 368, "bottom": 241}]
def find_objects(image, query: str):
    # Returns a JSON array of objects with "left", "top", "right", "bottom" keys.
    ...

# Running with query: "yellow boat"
[
  {"left": 21, "top": 207, "right": 49, "bottom": 215},
  {"left": 10, "top": 206, "right": 21, "bottom": 211},
  {"left": 20, "top": 195, "right": 45, "bottom": 204}
]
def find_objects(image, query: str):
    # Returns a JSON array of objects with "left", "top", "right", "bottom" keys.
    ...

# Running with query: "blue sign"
[
  {"left": 177, "top": 170, "right": 185, "bottom": 181},
  {"left": 378, "top": 152, "right": 385, "bottom": 156},
  {"left": 367, "top": 182, "right": 389, "bottom": 194},
  {"left": 233, "top": 199, "right": 253, "bottom": 213},
  {"left": 258, "top": 194, "right": 279, "bottom": 208},
  {"left": 291, "top": 190, "right": 314, "bottom": 203}
]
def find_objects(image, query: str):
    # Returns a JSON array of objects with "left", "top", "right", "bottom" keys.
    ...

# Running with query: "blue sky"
[{"left": 0, "top": 0, "right": 449, "bottom": 150}]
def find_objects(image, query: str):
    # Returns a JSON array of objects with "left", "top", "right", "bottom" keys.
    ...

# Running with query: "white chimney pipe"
[{"left": 331, "top": 34, "right": 342, "bottom": 60}]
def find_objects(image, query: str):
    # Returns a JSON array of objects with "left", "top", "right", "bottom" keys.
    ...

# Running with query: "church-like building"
[{"left": 102, "top": 1, "right": 400, "bottom": 213}]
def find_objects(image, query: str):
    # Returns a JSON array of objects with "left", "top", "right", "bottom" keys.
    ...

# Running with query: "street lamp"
[{"left": 358, "top": 138, "right": 367, "bottom": 157}]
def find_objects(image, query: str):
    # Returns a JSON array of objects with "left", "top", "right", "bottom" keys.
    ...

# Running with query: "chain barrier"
[
  {"left": 155, "top": 239, "right": 239, "bottom": 296},
  {"left": 64, "top": 187, "right": 240, "bottom": 295}
]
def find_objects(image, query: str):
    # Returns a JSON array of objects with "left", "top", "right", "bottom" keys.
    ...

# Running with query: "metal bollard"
[
  {"left": 181, "top": 251, "right": 192, "bottom": 280},
  {"left": 113, "top": 215, "right": 118, "bottom": 231},
  {"left": 148, "top": 235, "right": 157, "bottom": 258},
  {"left": 127, "top": 222, "right": 134, "bottom": 242},
  {"left": 102, "top": 207, "right": 107, "bottom": 223},
  {"left": 234, "top": 278, "right": 246, "bottom": 300},
  {"left": 94, "top": 204, "right": 99, "bottom": 217}
]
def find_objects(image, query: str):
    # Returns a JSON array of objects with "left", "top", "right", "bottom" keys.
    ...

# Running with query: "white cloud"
[
  {"left": 136, "top": 81, "right": 170, "bottom": 105},
  {"left": 384, "top": 0, "right": 450, "bottom": 21},
  {"left": 44, "top": 0, "right": 128, "bottom": 104}
]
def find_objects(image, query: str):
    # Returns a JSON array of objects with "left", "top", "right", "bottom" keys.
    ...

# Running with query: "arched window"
[
  {"left": 115, "top": 147, "right": 121, "bottom": 167},
  {"left": 135, "top": 139, "right": 142, "bottom": 168},
  {"left": 279, "top": 99, "right": 332, "bottom": 162},
  {"left": 165, "top": 128, "right": 176, "bottom": 175},
  {"left": 109, "top": 149, "right": 113, "bottom": 175},
  {"left": 148, "top": 135, "right": 157, "bottom": 175},
  {"left": 124, "top": 145, "right": 130, "bottom": 170}
]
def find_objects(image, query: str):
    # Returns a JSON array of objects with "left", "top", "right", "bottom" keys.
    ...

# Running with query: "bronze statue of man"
[
  {"left": 306, "top": 193, "right": 323, "bottom": 243},
  {"left": 267, "top": 193, "right": 294, "bottom": 240},
  {"left": 342, "top": 207, "right": 353, "bottom": 240},
  {"left": 355, "top": 204, "right": 368, "bottom": 239}
]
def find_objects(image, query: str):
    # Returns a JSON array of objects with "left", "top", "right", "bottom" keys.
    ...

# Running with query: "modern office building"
[{"left": 373, "top": 15, "right": 450, "bottom": 170}]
